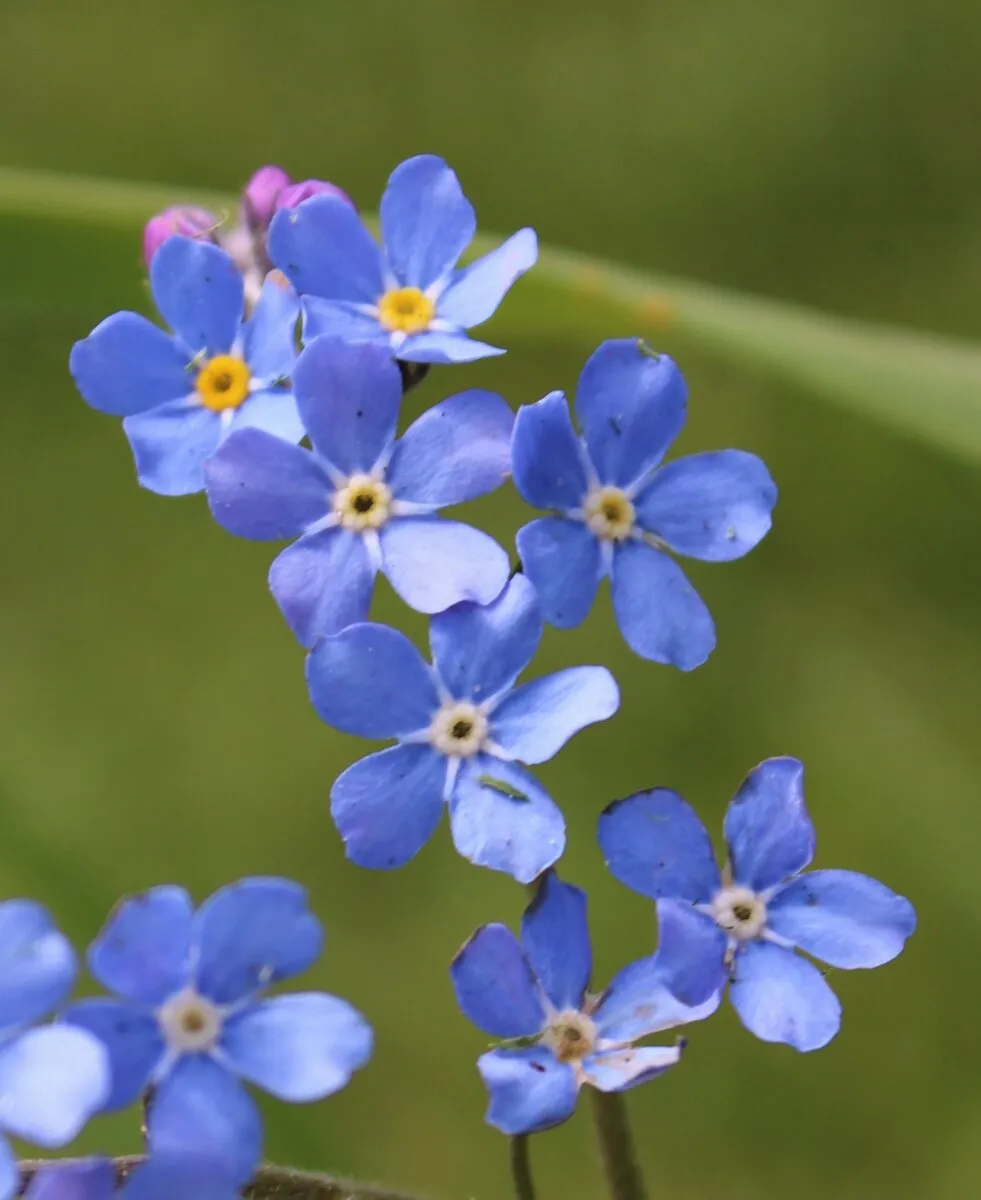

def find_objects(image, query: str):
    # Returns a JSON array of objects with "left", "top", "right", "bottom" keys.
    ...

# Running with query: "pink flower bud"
[
  {"left": 143, "top": 207, "right": 219, "bottom": 268},
  {"left": 242, "top": 165, "right": 292, "bottom": 231},
  {"left": 276, "top": 179, "right": 354, "bottom": 212}
]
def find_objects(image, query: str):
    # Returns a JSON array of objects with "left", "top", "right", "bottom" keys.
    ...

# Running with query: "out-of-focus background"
[{"left": 0, "top": 2, "right": 977, "bottom": 1196}]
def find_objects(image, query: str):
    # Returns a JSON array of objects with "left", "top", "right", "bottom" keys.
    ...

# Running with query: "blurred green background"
[{"left": 0, "top": 1, "right": 976, "bottom": 1196}]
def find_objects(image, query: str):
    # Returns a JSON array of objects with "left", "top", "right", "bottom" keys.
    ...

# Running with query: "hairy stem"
[
  {"left": 509, "top": 1135, "right": 537, "bottom": 1200},
  {"left": 589, "top": 1090, "right": 648, "bottom": 1200}
]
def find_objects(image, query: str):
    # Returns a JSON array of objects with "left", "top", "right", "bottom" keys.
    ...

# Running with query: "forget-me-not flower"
[
  {"left": 63, "top": 877, "right": 372, "bottom": 1184},
  {"left": 268, "top": 154, "right": 537, "bottom": 363},
  {"left": 598, "top": 756, "right": 916, "bottom": 1051},
  {"left": 307, "top": 576, "right": 619, "bottom": 882},
  {"left": 451, "top": 872, "right": 721, "bottom": 1135},
  {"left": 205, "top": 337, "right": 513, "bottom": 646},
  {"left": 70, "top": 236, "right": 303, "bottom": 496},
  {"left": 511, "top": 338, "right": 777, "bottom": 669},
  {"left": 0, "top": 900, "right": 109, "bottom": 1200}
]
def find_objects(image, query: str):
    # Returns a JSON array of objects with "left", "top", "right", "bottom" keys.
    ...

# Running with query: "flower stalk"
[
  {"left": 590, "top": 1089, "right": 648, "bottom": 1200},
  {"left": 509, "top": 1135, "right": 537, "bottom": 1200}
]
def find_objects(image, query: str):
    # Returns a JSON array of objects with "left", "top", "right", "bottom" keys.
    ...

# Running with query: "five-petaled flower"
[
  {"left": 510, "top": 338, "right": 778, "bottom": 669},
  {"left": 451, "top": 871, "right": 721, "bottom": 1135},
  {"left": 70, "top": 236, "right": 303, "bottom": 496},
  {"left": 268, "top": 154, "right": 537, "bottom": 363},
  {"left": 63, "top": 878, "right": 372, "bottom": 1184},
  {"left": 598, "top": 756, "right": 916, "bottom": 1051},
  {"left": 205, "top": 337, "right": 514, "bottom": 646},
  {"left": 306, "top": 576, "right": 619, "bottom": 882}
]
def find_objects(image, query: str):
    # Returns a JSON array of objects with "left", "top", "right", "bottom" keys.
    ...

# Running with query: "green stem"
[
  {"left": 589, "top": 1090, "right": 648, "bottom": 1200},
  {"left": 509, "top": 1135, "right": 537, "bottom": 1200}
]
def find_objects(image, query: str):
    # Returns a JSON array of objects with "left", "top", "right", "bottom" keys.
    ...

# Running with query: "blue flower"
[
  {"left": 0, "top": 901, "right": 109, "bottom": 1200},
  {"left": 63, "top": 878, "right": 372, "bottom": 1184},
  {"left": 205, "top": 337, "right": 513, "bottom": 646},
  {"left": 451, "top": 872, "right": 720, "bottom": 1135},
  {"left": 24, "top": 1156, "right": 240, "bottom": 1200},
  {"left": 307, "top": 576, "right": 619, "bottom": 882},
  {"left": 70, "top": 236, "right": 303, "bottom": 496},
  {"left": 511, "top": 338, "right": 778, "bottom": 669},
  {"left": 268, "top": 154, "right": 537, "bottom": 364},
  {"left": 598, "top": 756, "right": 917, "bottom": 1051}
]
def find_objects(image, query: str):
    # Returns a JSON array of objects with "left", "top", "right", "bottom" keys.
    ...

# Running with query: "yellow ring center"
[
  {"left": 196, "top": 354, "right": 252, "bottom": 412},
  {"left": 377, "top": 287, "right": 435, "bottom": 334}
]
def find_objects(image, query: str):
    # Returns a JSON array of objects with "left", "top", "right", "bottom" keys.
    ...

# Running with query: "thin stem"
[
  {"left": 509, "top": 1135, "right": 537, "bottom": 1200},
  {"left": 589, "top": 1089, "right": 648, "bottom": 1200}
]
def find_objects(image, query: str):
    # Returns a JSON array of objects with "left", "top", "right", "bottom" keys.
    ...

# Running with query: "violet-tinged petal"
[
  {"left": 70, "top": 313, "right": 191, "bottom": 417},
  {"left": 723, "top": 757, "right": 815, "bottom": 892},
  {"left": 0, "top": 1026, "right": 109, "bottom": 1146},
  {"left": 243, "top": 165, "right": 292, "bottom": 230},
  {"left": 451, "top": 924, "right": 545, "bottom": 1038},
  {"left": 729, "top": 940, "right": 841, "bottom": 1052},
  {"left": 520, "top": 873, "right": 590, "bottom": 1012},
  {"left": 478, "top": 1047, "right": 578, "bottom": 1135},
  {"left": 86, "top": 885, "right": 192, "bottom": 1004},
  {"left": 437, "top": 228, "right": 538, "bottom": 327},
  {"left": 270, "top": 528, "right": 375, "bottom": 648},
  {"left": 122, "top": 402, "right": 221, "bottom": 497},
  {"left": 0, "top": 901, "right": 76, "bottom": 1030},
  {"left": 511, "top": 391, "right": 589, "bottom": 511},
  {"left": 149, "top": 237, "right": 243, "bottom": 356},
  {"left": 380, "top": 155, "right": 475, "bottom": 289},
  {"left": 122, "top": 1156, "right": 240, "bottom": 1200},
  {"left": 144, "top": 206, "right": 219, "bottom": 266},
  {"left": 380, "top": 518, "right": 510, "bottom": 614},
  {"left": 26, "top": 1158, "right": 114, "bottom": 1200},
  {"left": 582, "top": 1045, "right": 682, "bottom": 1093},
  {"left": 277, "top": 180, "right": 353, "bottom": 211},
  {"left": 269, "top": 194, "right": 384, "bottom": 303},
  {"left": 517, "top": 517, "right": 604, "bottom": 629},
  {"left": 61, "top": 1000, "right": 164, "bottom": 1111},
  {"left": 491, "top": 666, "right": 619, "bottom": 765}
]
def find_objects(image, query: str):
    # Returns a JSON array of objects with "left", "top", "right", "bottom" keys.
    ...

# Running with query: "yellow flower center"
[
  {"left": 583, "top": 485, "right": 636, "bottom": 541},
  {"left": 332, "top": 474, "right": 392, "bottom": 531},
  {"left": 543, "top": 1010, "right": 597, "bottom": 1062},
  {"left": 195, "top": 354, "right": 252, "bottom": 412},
  {"left": 377, "top": 287, "right": 435, "bottom": 334}
]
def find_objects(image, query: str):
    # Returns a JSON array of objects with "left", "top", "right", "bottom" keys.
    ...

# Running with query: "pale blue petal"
[
  {"left": 598, "top": 788, "right": 721, "bottom": 902},
  {"left": 582, "top": 1045, "right": 682, "bottom": 1093},
  {"left": 768, "top": 870, "right": 916, "bottom": 969},
  {"left": 0, "top": 901, "right": 76, "bottom": 1030},
  {"left": 520, "top": 874, "right": 590, "bottom": 1012},
  {"left": 724, "top": 757, "right": 815, "bottom": 892},
  {"left": 268, "top": 196, "right": 384, "bottom": 303},
  {"left": 330, "top": 745, "right": 447, "bottom": 870},
  {"left": 516, "top": 517, "right": 604, "bottom": 629},
  {"left": 269, "top": 528, "right": 375, "bottom": 648},
  {"left": 61, "top": 1000, "right": 164, "bottom": 1110},
  {"left": 478, "top": 1048, "right": 577, "bottom": 1135},
  {"left": 149, "top": 237, "right": 243, "bottom": 356},
  {"left": 26, "top": 1159, "right": 114, "bottom": 1200},
  {"left": 123, "top": 401, "right": 220, "bottom": 496},
  {"left": 301, "top": 298, "right": 387, "bottom": 345},
  {"left": 0, "top": 1138, "right": 12, "bottom": 1200},
  {"left": 70, "top": 313, "right": 191, "bottom": 417},
  {"left": 87, "top": 885, "right": 192, "bottom": 1003},
  {"left": 387, "top": 389, "right": 514, "bottom": 506},
  {"left": 229, "top": 388, "right": 305, "bottom": 444},
  {"left": 0, "top": 1026, "right": 108, "bottom": 1146},
  {"left": 511, "top": 391, "right": 589, "bottom": 511},
  {"left": 450, "top": 924, "right": 545, "bottom": 1037},
  {"left": 396, "top": 331, "right": 505, "bottom": 364},
  {"left": 380, "top": 518, "right": 510, "bottom": 614},
  {"left": 729, "top": 941, "right": 841, "bottom": 1052},
  {"left": 491, "top": 666, "right": 619, "bottom": 764},
  {"left": 380, "top": 155, "right": 475, "bottom": 288},
  {"left": 241, "top": 273, "right": 299, "bottom": 381},
  {"left": 306, "top": 623, "right": 438, "bottom": 737},
  {"left": 438, "top": 228, "right": 538, "bottom": 326},
  {"left": 611, "top": 540, "right": 716, "bottom": 669},
  {"left": 221, "top": 993, "right": 372, "bottom": 1101}
]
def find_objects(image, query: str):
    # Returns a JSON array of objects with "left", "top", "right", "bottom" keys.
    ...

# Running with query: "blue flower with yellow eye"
[
  {"left": 70, "top": 236, "right": 303, "bottom": 496},
  {"left": 268, "top": 154, "right": 537, "bottom": 363}
]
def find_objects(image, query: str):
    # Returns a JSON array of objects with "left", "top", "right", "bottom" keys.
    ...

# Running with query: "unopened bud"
[
  {"left": 276, "top": 179, "right": 353, "bottom": 211},
  {"left": 242, "top": 165, "right": 291, "bottom": 231},
  {"left": 143, "top": 206, "right": 219, "bottom": 268}
]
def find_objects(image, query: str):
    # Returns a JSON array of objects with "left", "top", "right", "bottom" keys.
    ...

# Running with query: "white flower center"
[
  {"left": 582, "top": 485, "right": 636, "bottom": 541},
  {"left": 711, "top": 885, "right": 767, "bottom": 940},
  {"left": 332, "top": 473, "right": 392, "bottom": 532},
  {"left": 427, "top": 701, "right": 490, "bottom": 757},
  {"left": 157, "top": 988, "right": 223, "bottom": 1053},
  {"left": 542, "top": 1009, "right": 597, "bottom": 1062}
]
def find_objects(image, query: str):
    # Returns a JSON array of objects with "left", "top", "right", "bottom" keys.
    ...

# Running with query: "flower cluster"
[{"left": 59, "top": 150, "right": 917, "bottom": 1178}]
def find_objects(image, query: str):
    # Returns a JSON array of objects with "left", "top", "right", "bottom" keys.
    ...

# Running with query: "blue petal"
[
  {"left": 0, "top": 901, "right": 76, "bottom": 1030},
  {"left": 147, "top": 1055, "right": 261, "bottom": 1186},
  {"left": 292, "top": 337, "right": 401, "bottom": 472},
  {"left": 122, "top": 1156, "right": 240, "bottom": 1200},
  {"left": 306, "top": 623, "right": 438, "bottom": 737},
  {"left": 729, "top": 941, "right": 841, "bottom": 1052},
  {"left": 330, "top": 744, "right": 447, "bottom": 870},
  {"left": 70, "top": 313, "right": 191, "bottom": 417},
  {"left": 379, "top": 518, "right": 511, "bottom": 614},
  {"left": 478, "top": 1048, "right": 577, "bottom": 1135},
  {"left": 511, "top": 391, "right": 589, "bottom": 511},
  {"left": 598, "top": 788, "right": 721, "bottom": 902},
  {"left": 270, "top": 529, "right": 375, "bottom": 648},
  {"left": 221, "top": 993, "right": 372, "bottom": 1101},
  {"left": 192, "top": 877, "right": 323, "bottom": 1006},
  {"left": 87, "top": 885, "right": 192, "bottom": 1004},
  {"left": 491, "top": 666, "right": 619, "bottom": 764},
  {"left": 611, "top": 541, "right": 716, "bottom": 669},
  {"left": 61, "top": 1000, "right": 164, "bottom": 1110},
  {"left": 520, "top": 873, "right": 590, "bottom": 1012},
  {"left": 25, "top": 1159, "right": 114, "bottom": 1200},
  {"left": 516, "top": 517, "right": 604, "bottom": 629},
  {"left": 582, "top": 1046, "right": 682, "bottom": 1093},
  {"left": 379, "top": 155, "right": 475, "bottom": 288},
  {"left": 229, "top": 387, "right": 305, "bottom": 445},
  {"left": 205, "top": 431, "right": 329, "bottom": 541},
  {"left": 123, "top": 402, "right": 220, "bottom": 496},
  {"left": 449, "top": 758, "right": 565, "bottom": 883},
  {"left": 767, "top": 869, "right": 916, "bottom": 969},
  {"left": 268, "top": 195, "right": 384, "bottom": 303},
  {"left": 430, "top": 574, "right": 541, "bottom": 704},
  {"left": 396, "top": 331, "right": 504, "bottom": 364},
  {"left": 0, "top": 1138, "right": 12, "bottom": 1200},
  {"left": 387, "top": 389, "right": 514, "bottom": 507},
  {"left": 149, "top": 237, "right": 243, "bottom": 356},
  {"left": 437, "top": 228, "right": 538, "bottom": 327},
  {"left": 574, "top": 340, "right": 687, "bottom": 489},
  {"left": 450, "top": 924, "right": 545, "bottom": 1037},
  {"left": 652, "top": 898, "right": 729, "bottom": 1007},
  {"left": 723, "top": 757, "right": 815, "bottom": 892},
  {"left": 241, "top": 273, "right": 299, "bottom": 381},
  {"left": 635, "top": 451, "right": 778, "bottom": 562},
  {"left": 0, "top": 1026, "right": 108, "bottom": 1146},
  {"left": 301, "top": 298, "right": 387, "bottom": 345}
]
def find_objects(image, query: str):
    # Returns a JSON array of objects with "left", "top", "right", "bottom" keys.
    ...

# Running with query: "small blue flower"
[
  {"left": 451, "top": 872, "right": 721, "bottom": 1135},
  {"left": 268, "top": 154, "right": 537, "bottom": 363},
  {"left": 24, "top": 1156, "right": 240, "bottom": 1200},
  {"left": 511, "top": 338, "right": 778, "bottom": 669},
  {"left": 307, "top": 576, "right": 619, "bottom": 882},
  {"left": 63, "top": 878, "right": 372, "bottom": 1184},
  {"left": 70, "top": 237, "right": 303, "bottom": 496},
  {"left": 598, "top": 756, "right": 917, "bottom": 1052},
  {"left": 0, "top": 901, "right": 109, "bottom": 1200},
  {"left": 205, "top": 337, "right": 513, "bottom": 646}
]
